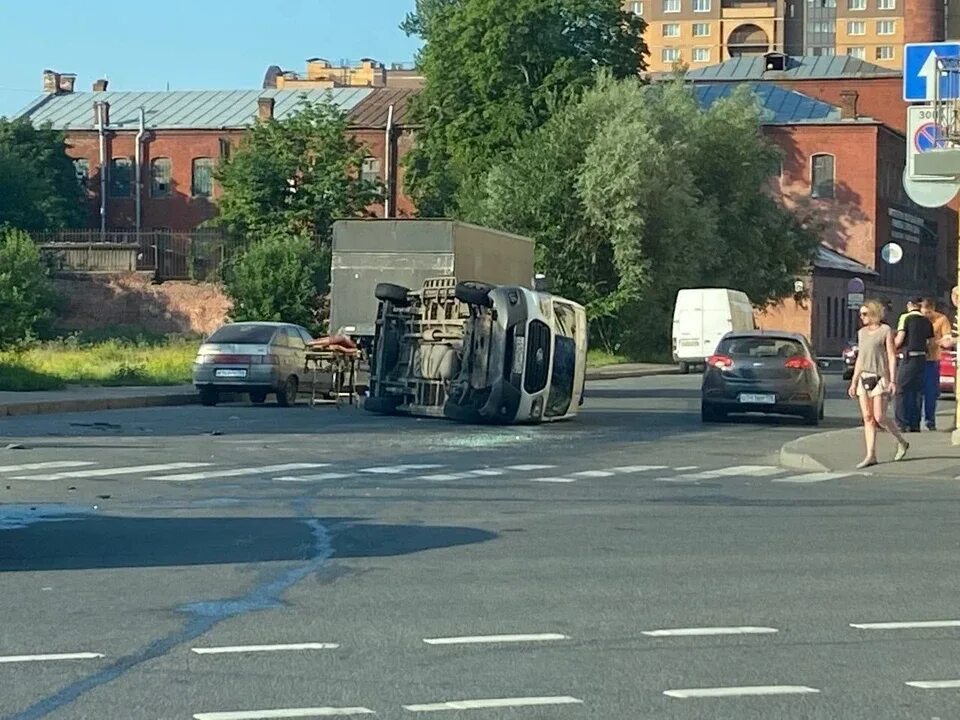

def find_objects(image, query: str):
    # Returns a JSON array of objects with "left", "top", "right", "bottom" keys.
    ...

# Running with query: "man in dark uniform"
[{"left": 895, "top": 297, "right": 934, "bottom": 432}]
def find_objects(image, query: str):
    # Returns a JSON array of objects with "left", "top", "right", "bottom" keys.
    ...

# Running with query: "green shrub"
[
  {"left": 0, "top": 227, "right": 58, "bottom": 349},
  {"left": 223, "top": 231, "right": 330, "bottom": 333}
]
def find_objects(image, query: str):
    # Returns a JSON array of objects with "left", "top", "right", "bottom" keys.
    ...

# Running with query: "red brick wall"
[
  {"left": 65, "top": 126, "right": 417, "bottom": 232},
  {"left": 776, "top": 78, "right": 906, "bottom": 134},
  {"left": 904, "top": 0, "right": 944, "bottom": 45},
  {"left": 765, "top": 123, "right": 880, "bottom": 268}
]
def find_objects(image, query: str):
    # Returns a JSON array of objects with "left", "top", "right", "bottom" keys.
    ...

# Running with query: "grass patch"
[
  {"left": 587, "top": 348, "right": 674, "bottom": 368},
  {"left": 0, "top": 336, "right": 199, "bottom": 391}
]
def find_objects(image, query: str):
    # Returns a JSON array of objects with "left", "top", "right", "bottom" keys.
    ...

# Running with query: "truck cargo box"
[{"left": 330, "top": 219, "right": 535, "bottom": 338}]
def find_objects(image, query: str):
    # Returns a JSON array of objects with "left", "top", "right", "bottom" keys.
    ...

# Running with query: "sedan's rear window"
[
  {"left": 207, "top": 325, "right": 277, "bottom": 344},
  {"left": 718, "top": 337, "right": 805, "bottom": 358}
]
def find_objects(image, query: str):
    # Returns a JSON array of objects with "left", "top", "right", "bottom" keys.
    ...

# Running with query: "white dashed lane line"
[
  {"left": 422, "top": 633, "right": 568, "bottom": 645},
  {"left": 906, "top": 679, "right": 960, "bottom": 689},
  {"left": 149, "top": 463, "right": 331, "bottom": 481},
  {"left": 0, "top": 652, "right": 104, "bottom": 663},
  {"left": 194, "top": 708, "right": 375, "bottom": 719},
  {"left": 0, "top": 461, "right": 97, "bottom": 473},
  {"left": 191, "top": 643, "right": 340, "bottom": 655},
  {"left": 274, "top": 473, "right": 354, "bottom": 483},
  {"left": 12, "top": 462, "right": 211, "bottom": 481},
  {"left": 403, "top": 696, "right": 583, "bottom": 712},
  {"left": 663, "top": 685, "right": 820, "bottom": 699},
  {"left": 642, "top": 626, "right": 778, "bottom": 637},
  {"left": 850, "top": 620, "right": 960, "bottom": 630}
]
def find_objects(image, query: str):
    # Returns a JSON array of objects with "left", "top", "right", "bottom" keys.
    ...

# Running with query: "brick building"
[
  {"left": 628, "top": 0, "right": 948, "bottom": 74},
  {"left": 17, "top": 71, "right": 420, "bottom": 232},
  {"left": 695, "top": 79, "right": 954, "bottom": 355},
  {"left": 263, "top": 58, "right": 424, "bottom": 90}
]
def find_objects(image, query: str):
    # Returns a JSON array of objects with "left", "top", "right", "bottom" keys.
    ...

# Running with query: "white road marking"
[
  {"left": 906, "top": 679, "right": 960, "bottom": 689},
  {"left": 0, "top": 461, "right": 96, "bottom": 473},
  {"left": 528, "top": 477, "right": 576, "bottom": 483},
  {"left": 666, "top": 465, "right": 783, "bottom": 482},
  {"left": 505, "top": 464, "right": 556, "bottom": 471},
  {"left": 274, "top": 473, "right": 353, "bottom": 483},
  {"left": 468, "top": 469, "right": 505, "bottom": 476},
  {"left": 611, "top": 465, "right": 668, "bottom": 473},
  {"left": 0, "top": 652, "right": 104, "bottom": 663},
  {"left": 422, "top": 633, "right": 568, "bottom": 645},
  {"left": 419, "top": 474, "right": 466, "bottom": 482},
  {"left": 148, "top": 463, "right": 330, "bottom": 481},
  {"left": 191, "top": 643, "right": 339, "bottom": 655},
  {"left": 642, "top": 626, "right": 778, "bottom": 637},
  {"left": 664, "top": 685, "right": 820, "bottom": 699},
  {"left": 850, "top": 620, "right": 960, "bottom": 630},
  {"left": 13, "top": 462, "right": 211, "bottom": 481},
  {"left": 403, "top": 696, "right": 582, "bottom": 712},
  {"left": 573, "top": 470, "right": 615, "bottom": 478},
  {"left": 673, "top": 466, "right": 699, "bottom": 471},
  {"left": 772, "top": 472, "right": 853, "bottom": 484},
  {"left": 194, "top": 708, "right": 374, "bottom": 720},
  {"left": 359, "top": 465, "right": 443, "bottom": 474}
]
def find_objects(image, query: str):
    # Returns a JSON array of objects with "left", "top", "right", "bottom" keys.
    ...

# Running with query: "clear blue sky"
[{"left": 0, "top": 0, "right": 422, "bottom": 118}]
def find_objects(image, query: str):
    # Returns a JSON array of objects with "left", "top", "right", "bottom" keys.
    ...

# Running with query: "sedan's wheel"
[
  {"left": 250, "top": 391, "right": 267, "bottom": 405},
  {"left": 276, "top": 377, "right": 299, "bottom": 407},
  {"left": 199, "top": 387, "right": 219, "bottom": 407}
]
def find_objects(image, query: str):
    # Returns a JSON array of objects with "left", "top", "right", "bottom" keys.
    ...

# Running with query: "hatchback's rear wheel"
[{"left": 276, "top": 377, "right": 299, "bottom": 407}]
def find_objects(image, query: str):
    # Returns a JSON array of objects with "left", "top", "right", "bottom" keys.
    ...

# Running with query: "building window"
[
  {"left": 877, "top": 19, "right": 895, "bottom": 34},
  {"left": 663, "top": 0, "right": 680, "bottom": 13},
  {"left": 150, "top": 157, "right": 172, "bottom": 198},
  {"left": 877, "top": 0, "right": 895, "bottom": 8},
  {"left": 693, "top": 0, "right": 710, "bottom": 11},
  {"left": 693, "top": 47, "right": 711, "bottom": 62},
  {"left": 109, "top": 158, "right": 133, "bottom": 198},
  {"left": 811, "top": 153, "right": 835, "bottom": 199},
  {"left": 846, "top": 21, "right": 865, "bottom": 34},
  {"left": 631, "top": 0, "right": 643, "bottom": 13},
  {"left": 811, "top": 21, "right": 836, "bottom": 33},
  {"left": 663, "top": 22, "right": 680, "bottom": 37},
  {"left": 662, "top": 47, "right": 681, "bottom": 63},
  {"left": 361, "top": 157, "right": 381, "bottom": 184},
  {"left": 73, "top": 159, "right": 89, "bottom": 190},
  {"left": 693, "top": 22, "right": 711, "bottom": 36},
  {"left": 847, "top": 0, "right": 866, "bottom": 9},
  {"left": 876, "top": 45, "right": 895, "bottom": 61},
  {"left": 847, "top": 47, "right": 866, "bottom": 59},
  {"left": 192, "top": 157, "right": 215, "bottom": 197}
]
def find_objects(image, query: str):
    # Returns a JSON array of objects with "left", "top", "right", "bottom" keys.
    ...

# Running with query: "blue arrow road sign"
[
  {"left": 915, "top": 122, "right": 948, "bottom": 152},
  {"left": 904, "top": 43, "right": 960, "bottom": 102}
]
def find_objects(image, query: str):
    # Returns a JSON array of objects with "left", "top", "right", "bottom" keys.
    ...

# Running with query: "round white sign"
[
  {"left": 881, "top": 242, "right": 904, "bottom": 265},
  {"left": 902, "top": 168, "right": 960, "bottom": 208}
]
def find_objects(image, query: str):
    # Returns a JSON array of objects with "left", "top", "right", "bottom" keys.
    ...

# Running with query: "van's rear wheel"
[
  {"left": 679, "top": 361, "right": 690, "bottom": 374},
  {"left": 455, "top": 281, "right": 495, "bottom": 307},
  {"left": 375, "top": 283, "right": 410, "bottom": 306}
]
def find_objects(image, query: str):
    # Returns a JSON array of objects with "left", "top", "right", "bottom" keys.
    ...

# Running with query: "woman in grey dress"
[{"left": 847, "top": 300, "right": 909, "bottom": 468}]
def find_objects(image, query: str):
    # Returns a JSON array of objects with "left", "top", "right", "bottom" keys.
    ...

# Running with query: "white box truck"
[{"left": 672, "top": 288, "right": 756, "bottom": 373}]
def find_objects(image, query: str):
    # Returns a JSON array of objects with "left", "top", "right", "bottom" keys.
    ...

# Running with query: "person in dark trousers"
[
  {"left": 895, "top": 297, "right": 934, "bottom": 433},
  {"left": 921, "top": 298, "right": 952, "bottom": 431}
]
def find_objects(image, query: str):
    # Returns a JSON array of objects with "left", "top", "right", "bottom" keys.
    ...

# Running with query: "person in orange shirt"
[{"left": 921, "top": 298, "right": 952, "bottom": 431}]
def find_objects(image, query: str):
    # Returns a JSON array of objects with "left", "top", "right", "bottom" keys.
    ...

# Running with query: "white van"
[{"left": 672, "top": 288, "right": 756, "bottom": 373}]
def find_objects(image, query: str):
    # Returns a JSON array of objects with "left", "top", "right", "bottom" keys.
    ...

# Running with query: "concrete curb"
[
  {"left": 0, "top": 392, "right": 199, "bottom": 418},
  {"left": 585, "top": 367, "right": 681, "bottom": 381},
  {"left": 778, "top": 430, "right": 849, "bottom": 473}
]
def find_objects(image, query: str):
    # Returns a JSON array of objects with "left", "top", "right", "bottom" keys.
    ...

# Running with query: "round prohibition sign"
[{"left": 914, "top": 122, "right": 948, "bottom": 153}]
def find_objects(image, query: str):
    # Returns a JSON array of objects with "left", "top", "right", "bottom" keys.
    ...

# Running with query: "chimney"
[
  {"left": 257, "top": 96, "right": 275, "bottom": 122},
  {"left": 94, "top": 101, "right": 110, "bottom": 127},
  {"left": 42, "top": 69, "right": 61, "bottom": 94},
  {"left": 59, "top": 73, "right": 77, "bottom": 93},
  {"left": 839, "top": 89, "right": 859, "bottom": 120},
  {"left": 93, "top": 78, "right": 109, "bottom": 92}
]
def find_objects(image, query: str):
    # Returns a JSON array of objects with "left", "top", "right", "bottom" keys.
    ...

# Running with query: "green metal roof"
[
  {"left": 685, "top": 54, "right": 900, "bottom": 82},
  {"left": 17, "top": 87, "right": 373, "bottom": 130}
]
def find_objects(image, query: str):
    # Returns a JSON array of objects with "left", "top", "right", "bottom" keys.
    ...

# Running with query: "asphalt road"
[{"left": 1, "top": 374, "right": 960, "bottom": 720}]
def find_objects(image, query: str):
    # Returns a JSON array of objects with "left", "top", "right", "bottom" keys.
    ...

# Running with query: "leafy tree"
[
  {"left": 0, "top": 118, "right": 85, "bottom": 230},
  {"left": 223, "top": 230, "right": 330, "bottom": 332},
  {"left": 214, "top": 100, "right": 380, "bottom": 240},
  {"left": 0, "top": 227, "right": 58, "bottom": 348},
  {"left": 402, "top": 0, "right": 647, "bottom": 216},
  {"left": 466, "top": 75, "right": 820, "bottom": 356}
]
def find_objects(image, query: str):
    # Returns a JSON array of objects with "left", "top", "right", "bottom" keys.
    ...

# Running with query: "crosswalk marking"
[
  {"left": 274, "top": 473, "right": 354, "bottom": 483},
  {"left": 149, "top": 463, "right": 331, "bottom": 482},
  {"left": 505, "top": 464, "right": 555, "bottom": 471},
  {"left": 611, "top": 465, "right": 668, "bottom": 473},
  {"left": 0, "top": 461, "right": 97, "bottom": 474},
  {"left": 528, "top": 477, "right": 576, "bottom": 483},
  {"left": 468, "top": 469, "right": 505, "bottom": 476},
  {"left": 12, "top": 462, "right": 211, "bottom": 481},
  {"left": 772, "top": 472, "right": 853, "bottom": 484},
  {"left": 359, "top": 464, "right": 443, "bottom": 474},
  {"left": 419, "top": 474, "right": 466, "bottom": 482},
  {"left": 573, "top": 470, "right": 615, "bottom": 478}
]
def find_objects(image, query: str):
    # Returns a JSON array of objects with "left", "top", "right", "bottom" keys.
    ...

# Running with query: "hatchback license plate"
[
  {"left": 215, "top": 368, "right": 247, "bottom": 378},
  {"left": 740, "top": 393, "right": 775, "bottom": 404}
]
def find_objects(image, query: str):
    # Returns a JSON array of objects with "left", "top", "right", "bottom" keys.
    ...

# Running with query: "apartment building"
[{"left": 627, "top": 0, "right": 945, "bottom": 73}]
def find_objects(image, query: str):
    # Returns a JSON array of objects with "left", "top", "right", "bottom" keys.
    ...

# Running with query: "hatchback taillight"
[
  {"left": 785, "top": 356, "right": 815, "bottom": 370},
  {"left": 707, "top": 354, "right": 733, "bottom": 369}
]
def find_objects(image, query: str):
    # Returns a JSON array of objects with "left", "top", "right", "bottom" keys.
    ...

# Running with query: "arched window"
[
  {"left": 151, "top": 157, "right": 172, "bottom": 198},
  {"left": 192, "top": 157, "right": 215, "bottom": 197},
  {"left": 811, "top": 153, "right": 835, "bottom": 199}
]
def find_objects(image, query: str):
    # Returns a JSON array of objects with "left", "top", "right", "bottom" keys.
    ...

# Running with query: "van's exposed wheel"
[
  {"left": 679, "top": 361, "right": 690, "bottom": 374},
  {"left": 364, "top": 395, "right": 401, "bottom": 415},
  {"left": 276, "top": 376, "right": 299, "bottom": 407},
  {"left": 455, "top": 281, "right": 495, "bottom": 307},
  {"left": 375, "top": 283, "right": 410, "bottom": 306},
  {"left": 199, "top": 387, "right": 219, "bottom": 407}
]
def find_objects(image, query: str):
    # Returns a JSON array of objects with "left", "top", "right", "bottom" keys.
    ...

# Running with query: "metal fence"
[{"left": 31, "top": 230, "right": 248, "bottom": 281}]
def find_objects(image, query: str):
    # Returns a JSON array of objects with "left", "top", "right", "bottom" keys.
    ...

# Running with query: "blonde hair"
[{"left": 860, "top": 300, "right": 885, "bottom": 323}]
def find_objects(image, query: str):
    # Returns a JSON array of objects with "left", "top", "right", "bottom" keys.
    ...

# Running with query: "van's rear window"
[{"left": 207, "top": 325, "right": 277, "bottom": 344}]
